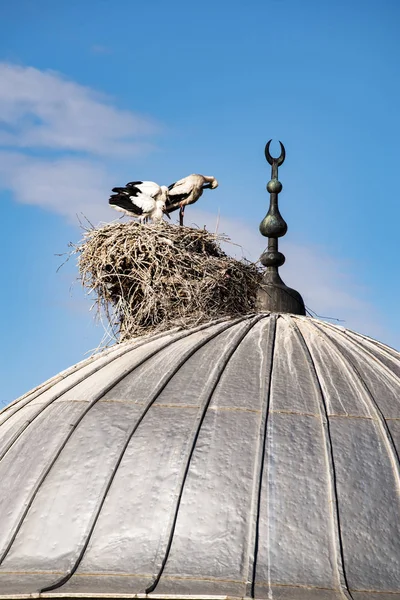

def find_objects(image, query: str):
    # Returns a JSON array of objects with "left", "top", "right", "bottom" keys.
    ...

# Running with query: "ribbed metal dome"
[{"left": 0, "top": 313, "right": 399, "bottom": 599}]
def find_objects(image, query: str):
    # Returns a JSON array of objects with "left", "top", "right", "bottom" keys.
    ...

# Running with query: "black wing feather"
[
  {"left": 109, "top": 193, "right": 143, "bottom": 216},
  {"left": 112, "top": 187, "right": 130, "bottom": 194},
  {"left": 126, "top": 181, "right": 143, "bottom": 188},
  {"left": 113, "top": 185, "right": 142, "bottom": 197},
  {"left": 165, "top": 192, "right": 191, "bottom": 213}
]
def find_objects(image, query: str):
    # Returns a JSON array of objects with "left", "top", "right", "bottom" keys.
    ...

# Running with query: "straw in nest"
[{"left": 71, "top": 221, "right": 261, "bottom": 342}]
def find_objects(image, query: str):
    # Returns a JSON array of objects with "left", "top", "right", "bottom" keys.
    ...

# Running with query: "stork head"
[
  {"left": 156, "top": 198, "right": 166, "bottom": 210},
  {"left": 210, "top": 177, "right": 219, "bottom": 189},
  {"left": 203, "top": 176, "right": 218, "bottom": 189},
  {"left": 155, "top": 193, "right": 171, "bottom": 220}
]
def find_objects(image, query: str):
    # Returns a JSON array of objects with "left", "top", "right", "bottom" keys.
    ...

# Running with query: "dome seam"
[
  {"left": 248, "top": 314, "right": 277, "bottom": 599},
  {"left": 287, "top": 316, "right": 354, "bottom": 600},
  {"left": 145, "top": 315, "right": 265, "bottom": 596}
]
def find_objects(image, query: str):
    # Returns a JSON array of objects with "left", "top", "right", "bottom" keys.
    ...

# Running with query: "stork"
[
  {"left": 165, "top": 174, "right": 218, "bottom": 225},
  {"left": 109, "top": 181, "right": 169, "bottom": 223}
]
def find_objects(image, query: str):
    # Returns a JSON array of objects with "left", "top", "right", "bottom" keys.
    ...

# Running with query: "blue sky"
[{"left": 1, "top": 0, "right": 399, "bottom": 405}]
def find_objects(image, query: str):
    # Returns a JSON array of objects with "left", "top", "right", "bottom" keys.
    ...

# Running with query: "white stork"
[
  {"left": 108, "top": 181, "right": 169, "bottom": 223},
  {"left": 165, "top": 174, "right": 218, "bottom": 225}
]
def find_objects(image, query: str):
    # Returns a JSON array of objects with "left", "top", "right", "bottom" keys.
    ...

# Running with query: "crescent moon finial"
[
  {"left": 257, "top": 140, "right": 306, "bottom": 315},
  {"left": 265, "top": 139, "right": 286, "bottom": 166}
]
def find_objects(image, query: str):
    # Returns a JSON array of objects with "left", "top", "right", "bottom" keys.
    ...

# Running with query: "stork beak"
[{"left": 163, "top": 208, "right": 171, "bottom": 219}]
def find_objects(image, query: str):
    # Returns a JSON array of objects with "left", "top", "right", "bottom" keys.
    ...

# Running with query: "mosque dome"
[
  {"left": 1, "top": 142, "right": 399, "bottom": 599},
  {"left": 0, "top": 313, "right": 399, "bottom": 599}
]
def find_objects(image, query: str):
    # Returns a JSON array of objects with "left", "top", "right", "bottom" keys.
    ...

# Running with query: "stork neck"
[{"left": 153, "top": 205, "right": 164, "bottom": 222}]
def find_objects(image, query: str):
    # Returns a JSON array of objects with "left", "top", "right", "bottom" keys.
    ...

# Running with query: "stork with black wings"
[
  {"left": 165, "top": 174, "right": 218, "bottom": 225},
  {"left": 109, "top": 181, "right": 169, "bottom": 223}
]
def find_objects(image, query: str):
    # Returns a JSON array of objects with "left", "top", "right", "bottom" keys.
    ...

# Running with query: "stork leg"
[{"left": 179, "top": 204, "right": 185, "bottom": 226}]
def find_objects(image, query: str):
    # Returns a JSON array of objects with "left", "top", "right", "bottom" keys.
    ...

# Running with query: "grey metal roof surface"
[{"left": 0, "top": 313, "right": 399, "bottom": 600}]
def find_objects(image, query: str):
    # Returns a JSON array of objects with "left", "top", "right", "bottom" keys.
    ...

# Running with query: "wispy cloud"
[
  {"left": 0, "top": 62, "right": 159, "bottom": 156},
  {"left": 0, "top": 62, "right": 161, "bottom": 223},
  {"left": 0, "top": 151, "right": 112, "bottom": 222}
]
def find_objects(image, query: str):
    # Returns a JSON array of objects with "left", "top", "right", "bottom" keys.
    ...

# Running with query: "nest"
[{"left": 72, "top": 221, "right": 262, "bottom": 342}]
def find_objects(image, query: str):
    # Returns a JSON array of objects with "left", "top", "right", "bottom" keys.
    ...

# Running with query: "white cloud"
[
  {"left": 0, "top": 151, "right": 114, "bottom": 224},
  {"left": 0, "top": 63, "right": 159, "bottom": 156}
]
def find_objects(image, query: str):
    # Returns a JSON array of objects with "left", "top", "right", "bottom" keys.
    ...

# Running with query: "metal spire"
[{"left": 256, "top": 140, "right": 306, "bottom": 315}]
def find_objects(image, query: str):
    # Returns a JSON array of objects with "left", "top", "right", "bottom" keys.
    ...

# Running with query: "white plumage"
[
  {"left": 166, "top": 174, "right": 218, "bottom": 225},
  {"left": 109, "top": 181, "right": 169, "bottom": 223}
]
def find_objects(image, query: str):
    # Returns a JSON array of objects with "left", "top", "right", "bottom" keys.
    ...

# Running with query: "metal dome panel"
[{"left": 0, "top": 314, "right": 399, "bottom": 599}]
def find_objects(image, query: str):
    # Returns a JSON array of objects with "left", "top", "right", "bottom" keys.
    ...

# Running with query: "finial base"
[{"left": 256, "top": 269, "right": 306, "bottom": 315}]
